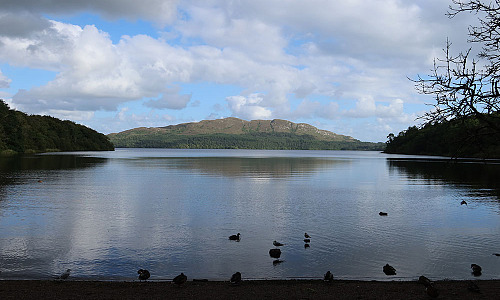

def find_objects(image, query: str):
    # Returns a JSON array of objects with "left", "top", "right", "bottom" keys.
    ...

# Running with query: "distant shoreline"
[{"left": 1, "top": 279, "right": 498, "bottom": 299}]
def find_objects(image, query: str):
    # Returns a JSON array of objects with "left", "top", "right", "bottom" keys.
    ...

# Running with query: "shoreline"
[{"left": 1, "top": 279, "right": 498, "bottom": 299}]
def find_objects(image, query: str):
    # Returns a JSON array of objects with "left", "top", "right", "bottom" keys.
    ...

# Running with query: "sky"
[{"left": 0, "top": 0, "right": 478, "bottom": 142}]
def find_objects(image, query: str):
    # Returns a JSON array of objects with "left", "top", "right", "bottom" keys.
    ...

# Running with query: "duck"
[
  {"left": 229, "top": 233, "right": 241, "bottom": 241},
  {"left": 304, "top": 238, "right": 311, "bottom": 243},
  {"left": 230, "top": 272, "right": 242, "bottom": 284},
  {"left": 304, "top": 232, "right": 311, "bottom": 238},
  {"left": 304, "top": 243, "right": 310, "bottom": 249},
  {"left": 379, "top": 212, "right": 388, "bottom": 216},
  {"left": 273, "top": 240, "right": 284, "bottom": 247},
  {"left": 138, "top": 269, "right": 150, "bottom": 281},
  {"left": 493, "top": 253, "right": 500, "bottom": 256},
  {"left": 471, "top": 264, "right": 482, "bottom": 276},
  {"left": 418, "top": 275, "right": 432, "bottom": 287},
  {"left": 323, "top": 271, "right": 333, "bottom": 282},
  {"left": 425, "top": 284, "right": 440, "bottom": 298},
  {"left": 173, "top": 273, "right": 187, "bottom": 286},
  {"left": 57, "top": 269, "right": 71, "bottom": 280},
  {"left": 269, "top": 248, "right": 281, "bottom": 258},
  {"left": 461, "top": 200, "right": 468, "bottom": 205},
  {"left": 383, "top": 264, "right": 396, "bottom": 275}
]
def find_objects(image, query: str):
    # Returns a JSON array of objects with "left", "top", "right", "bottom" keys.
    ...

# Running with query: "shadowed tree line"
[{"left": 0, "top": 99, "right": 114, "bottom": 154}]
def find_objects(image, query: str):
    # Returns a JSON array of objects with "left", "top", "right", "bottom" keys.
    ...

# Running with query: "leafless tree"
[{"left": 413, "top": 0, "right": 500, "bottom": 134}]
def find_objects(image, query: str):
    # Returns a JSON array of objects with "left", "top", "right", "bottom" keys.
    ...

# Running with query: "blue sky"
[{"left": 0, "top": 0, "right": 476, "bottom": 142}]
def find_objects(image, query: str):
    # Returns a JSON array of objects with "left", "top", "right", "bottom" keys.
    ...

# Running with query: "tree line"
[{"left": 0, "top": 100, "right": 114, "bottom": 154}]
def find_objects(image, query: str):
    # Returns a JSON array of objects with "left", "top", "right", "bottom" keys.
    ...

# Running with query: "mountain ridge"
[{"left": 109, "top": 117, "right": 357, "bottom": 142}]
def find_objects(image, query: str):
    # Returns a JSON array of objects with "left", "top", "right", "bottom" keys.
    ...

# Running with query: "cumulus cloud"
[
  {"left": 0, "top": 69, "right": 11, "bottom": 88},
  {"left": 1, "top": 0, "right": 179, "bottom": 27},
  {"left": 344, "top": 96, "right": 411, "bottom": 122},
  {"left": 226, "top": 93, "right": 272, "bottom": 120},
  {"left": 144, "top": 87, "right": 191, "bottom": 110}
]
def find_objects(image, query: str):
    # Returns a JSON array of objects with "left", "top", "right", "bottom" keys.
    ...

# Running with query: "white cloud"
[
  {"left": 344, "top": 96, "right": 411, "bottom": 121},
  {"left": 144, "top": 87, "right": 191, "bottom": 110},
  {"left": 226, "top": 93, "right": 272, "bottom": 120},
  {"left": 0, "top": 69, "right": 11, "bottom": 88}
]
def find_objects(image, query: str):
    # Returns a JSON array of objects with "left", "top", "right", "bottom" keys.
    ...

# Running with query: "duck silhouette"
[
  {"left": 304, "top": 232, "right": 311, "bottom": 238},
  {"left": 418, "top": 275, "right": 432, "bottom": 287},
  {"left": 383, "top": 264, "right": 396, "bottom": 275},
  {"left": 323, "top": 271, "right": 333, "bottom": 282},
  {"left": 273, "top": 240, "right": 284, "bottom": 247},
  {"left": 230, "top": 272, "right": 242, "bottom": 284},
  {"left": 138, "top": 269, "right": 150, "bottom": 281},
  {"left": 229, "top": 233, "right": 241, "bottom": 241},
  {"left": 379, "top": 212, "right": 388, "bottom": 216},
  {"left": 173, "top": 273, "right": 187, "bottom": 286},
  {"left": 269, "top": 248, "right": 281, "bottom": 258},
  {"left": 304, "top": 238, "right": 310, "bottom": 243},
  {"left": 461, "top": 200, "right": 468, "bottom": 205},
  {"left": 57, "top": 269, "right": 71, "bottom": 280},
  {"left": 471, "top": 264, "right": 482, "bottom": 276}
]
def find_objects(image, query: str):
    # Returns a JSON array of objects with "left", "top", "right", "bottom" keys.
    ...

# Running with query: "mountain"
[
  {"left": 0, "top": 99, "right": 114, "bottom": 154},
  {"left": 108, "top": 118, "right": 384, "bottom": 150}
]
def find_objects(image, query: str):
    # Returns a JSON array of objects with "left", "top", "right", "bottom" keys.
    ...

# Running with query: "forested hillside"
[
  {"left": 384, "top": 114, "right": 500, "bottom": 158},
  {"left": 108, "top": 118, "right": 385, "bottom": 150},
  {"left": 0, "top": 100, "right": 114, "bottom": 154}
]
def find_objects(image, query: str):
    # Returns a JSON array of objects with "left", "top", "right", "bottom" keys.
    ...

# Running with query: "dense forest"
[
  {"left": 384, "top": 114, "right": 500, "bottom": 158},
  {"left": 110, "top": 131, "right": 385, "bottom": 150},
  {"left": 0, "top": 100, "right": 114, "bottom": 154}
]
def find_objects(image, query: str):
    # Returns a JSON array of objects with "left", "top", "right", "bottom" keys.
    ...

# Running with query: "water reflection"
[
  {"left": 388, "top": 158, "right": 500, "bottom": 201},
  {"left": 0, "top": 150, "right": 499, "bottom": 281},
  {"left": 128, "top": 157, "right": 348, "bottom": 178}
]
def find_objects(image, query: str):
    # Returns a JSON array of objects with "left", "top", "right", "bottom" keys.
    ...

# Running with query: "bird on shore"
[
  {"left": 230, "top": 272, "right": 242, "bottom": 285},
  {"left": 273, "top": 240, "right": 284, "bottom": 247},
  {"left": 379, "top": 212, "right": 388, "bottom": 216},
  {"left": 418, "top": 275, "right": 432, "bottom": 287},
  {"left": 304, "top": 233, "right": 311, "bottom": 238},
  {"left": 138, "top": 269, "right": 150, "bottom": 281},
  {"left": 323, "top": 271, "right": 333, "bottom": 282},
  {"left": 425, "top": 284, "right": 440, "bottom": 298},
  {"left": 269, "top": 248, "right": 281, "bottom": 258},
  {"left": 57, "top": 269, "right": 71, "bottom": 280},
  {"left": 383, "top": 264, "right": 396, "bottom": 275},
  {"left": 229, "top": 233, "right": 240, "bottom": 241},
  {"left": 461, "top": 200, "right": 468, "bottom": 205},
  {"left": 471, "top": 264, "right": 482, "bottom": 276},
  {"left": 173, "top": 273, "right": 187, "bottom": 286}
]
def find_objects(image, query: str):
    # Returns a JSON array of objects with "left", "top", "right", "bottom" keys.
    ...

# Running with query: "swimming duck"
[
  {"left": 304, "top": 243, "right": 310, "bottom": 249},
  {"left": 269, "top": 248, "right": 281, "bottom": 258},
  {"left": 304, "top": 238, "right": 311, "bottom": 243},
  {"left": 471, "top": 264, "right": 482, "bottom": 276},
  {"left": 229, "top": 233, "right": 241, "bottom": 241},
  {"left": 138, "top": 269, "right": 150, "bottom": 281},
  {"left": 379, "top": 212, "right": 388, "bottom": 216},
  {"left": 273, "top": 240, "right": 284, "bottom": 247},
  {"left": 58, "top": 269, "right": 71, "bottom": 280},
  {"left": 383, "top": 264, "right": 396, "bottom": 275},
  {"left": 461, "top": 200, "right": 468, "bottom": 205},
  {"left": 230, "top": 272, "right": 242, "bottom": 284},
  {"left": 323, "top": 271, "right": 333, "bottom": 282},
  {"left": 304, "top": 233, "right": 311, "bottom": 238},
  {"left": 493, "top": 253, "right": 500, "bottom": 256},
  {"left": 173, "top": 273, "right": 187, "bottom": 286}
]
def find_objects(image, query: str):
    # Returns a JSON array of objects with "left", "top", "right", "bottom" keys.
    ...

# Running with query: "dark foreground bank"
[{"left": 1, "top": 279, "right": 499, "bottom": 299}]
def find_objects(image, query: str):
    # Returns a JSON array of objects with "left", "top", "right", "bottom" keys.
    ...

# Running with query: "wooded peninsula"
[{"left": 0, "top": 100, "right": 114, "bottom": 154}]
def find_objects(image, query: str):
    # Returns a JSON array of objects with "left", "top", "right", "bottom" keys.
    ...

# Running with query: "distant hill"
[
  {"left": 0, "top": 99, "right": 114, "bottom": 154},
  {"left": 108, "top": 118, "right": 384, "bottom": 150}
]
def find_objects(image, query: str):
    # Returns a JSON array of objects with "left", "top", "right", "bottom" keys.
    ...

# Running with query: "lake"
[{"left": 0, "top": 149, "right": 499, "bottom": 281}]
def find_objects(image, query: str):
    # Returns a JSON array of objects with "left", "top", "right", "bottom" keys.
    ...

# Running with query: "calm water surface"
[{"left": 0, "top": 149, "right": 499, "bottom": 281}]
